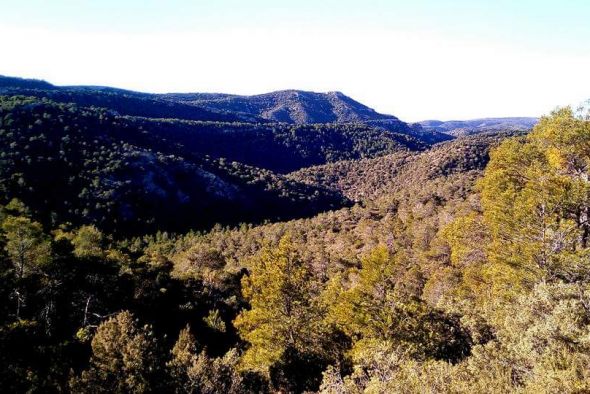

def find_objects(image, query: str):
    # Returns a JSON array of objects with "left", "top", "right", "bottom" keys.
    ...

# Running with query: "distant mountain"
[
  {"left": 164, "top": 90, "right": 395, "bottom": 124},
  {"left": 419, "top": 117, "right": 538, "bottom": 137},
  {"left": 0, "top": 76, "right": 450, "bottom": 143},
  {"left": 164, "top": 89, "right": 451, "bottom": 143},
  {"left": 0, "top": 76, "right": 257, "bottom": 123}
]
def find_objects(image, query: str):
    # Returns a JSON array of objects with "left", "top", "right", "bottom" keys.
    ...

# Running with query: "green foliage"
[
  {"left": 203, "top": 309, "right": 227, "bottom": 333},
  {"left": 72, "top": 225, "right": 105, "bottom": 259},
  {"left": 288, "top": 131, "right": 512, "bottom": 202},
  {"left": 319, "top": 342, "right": 456, "bottom": 394},
  {"left": 144, "top": 118, "right": 426, "bottom": 173},
  {"left": 71, "top": 311, "right": 160, "bottom": 393},
  {"left": 477, "top": 108, "right": 590, "bottom": 304},
  {"left": 327, "top": 247, "right": 470, "bottom": 363},
  {"left": 493, "top": 281, "right": 590, "bottom": 392},
  {"left": 320, "top": 282, "right": 590, "bottom": 392},
  {"left": 2, "top": 215, "right": 51, "bottom": 277},
  {"left": 234, "top": 235, "right": 325, "bottom": 373},
  {"left": 0, "top": 96, "right": 349, "bottom": 235},
  {"left": 167, "top": 326, "right": 243, "bottom": 394},
  {"left": 1, "top": 215, "right": 51, "bottom": 320},
  {"left": 1, "top": 85, "right": 589, "bottom": 393}
]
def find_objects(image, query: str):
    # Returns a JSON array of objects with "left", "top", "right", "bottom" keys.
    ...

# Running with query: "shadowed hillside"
[{"left": 0, "top": 96, "right": 350, "bottom": 235}]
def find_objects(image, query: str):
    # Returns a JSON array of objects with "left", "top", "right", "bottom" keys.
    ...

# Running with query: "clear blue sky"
[{"left": 2, "top": 0, "right": 590, "bottom": 121}]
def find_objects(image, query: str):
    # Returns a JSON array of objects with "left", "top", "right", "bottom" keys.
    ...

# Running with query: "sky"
[{"left": 1, "top": 0, "right": 590, "bottom": 121}]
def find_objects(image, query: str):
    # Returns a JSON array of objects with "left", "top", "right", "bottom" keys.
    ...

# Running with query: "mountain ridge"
[
  {"left": 165, "top": 89, "right": 397, "bottom": 123},
  {"left": 419, "top": 117, "right": 538, "bottom": 136},
  {"left": 0, "top": 75, "right": 450, "bottom": 143},
  {"left": 0, "top": 76, "right": 541, "bottom": 139}
]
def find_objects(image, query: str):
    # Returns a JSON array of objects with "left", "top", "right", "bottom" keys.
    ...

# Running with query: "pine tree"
[
  {"left": 70, "top": 311, "right": 159, "bottom": 393},
  {"left": 72, "top": 225, "right": 105, "bottom": 259},
  {"left": 2, "top": 215, "right": 51, "bottom": 318},
  {"left": 233, "top": 235, "right": 324, "bottom": 374},
  {"left": 478, "top": 108, "right": 590, "bottom": 303},
  {"left": 327, "top": 246, "right": 469, "bottom": 362},
  {"left": 167, "top": 325, "right": 242, "bottom": 394}
]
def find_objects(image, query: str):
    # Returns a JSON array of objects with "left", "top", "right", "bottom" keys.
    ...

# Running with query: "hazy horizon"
[{"left": 2, "top": 0, "right": 590, "bottom": 121}]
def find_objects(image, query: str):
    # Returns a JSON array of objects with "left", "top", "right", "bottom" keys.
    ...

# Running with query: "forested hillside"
[
  {"left": 0, "top": 96, "right": 349, "bottom": 235},
  {"left": 0, "top": 82, "right": 435, "bottom": 234},
  {"left": 0, "top": 76, "right": 451, "bottom": 144},
  {"left": 160, "top": 89, "right": 452, "bottom": 143},
  {"left": 0, "top": 75, "right": 588, "bottom": 393},
  {"left": 287, "top": 131, "right": 518, "bottom": 201},
  {"left": 138, "top": 119, "right": 425, "bottom": 173}
]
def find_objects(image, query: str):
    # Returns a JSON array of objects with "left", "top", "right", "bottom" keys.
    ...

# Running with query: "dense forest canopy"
[
  {"left": 0, "top": 76, "right": 589, "bottom": 393},
  {"left": 0, "top": 96, "right": 360, "bottom": 235}
]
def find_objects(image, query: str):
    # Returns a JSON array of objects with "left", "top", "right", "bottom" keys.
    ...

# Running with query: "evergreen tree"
[
  {"left": 234, "top": 235, "right": 325, "bottom": 374},
  {"left": 327, "top": 246, "right": 470, "bottom": 362},
  {"left": 2, "top": 215, "right": 51, "bottom": 319},
  {"left": 70, "top": 311, "right": 159, "bottom": 393},
  {"left": 167, "top": 325, "right": 243, "bottom": 394},
  {"left": 72, "top": 225, "right": 105, "bottom": 259},
  {"left": 478, "top": 108, "right": 590, "bottom": 304}
]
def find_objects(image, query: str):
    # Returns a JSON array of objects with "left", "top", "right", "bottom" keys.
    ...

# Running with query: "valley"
[{"left": 0, "top": 75, "right": 588, "bottom": 393}]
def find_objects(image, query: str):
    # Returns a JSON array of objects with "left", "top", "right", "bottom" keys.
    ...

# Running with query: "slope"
[
  {"left": 134, "top": 118, "right": 427, "bottom": 173},
  {"left": 0, "top": 75, "right": 256, "bottom": 123},
  {"left": 164, "top": 89, "right": 451, "bottom": 143},
  {"left": 0, "top": 96, "right": 349, "bottom": 235},
  {"left": 287, "top": 131, "right": 522, "bottom": 202}
]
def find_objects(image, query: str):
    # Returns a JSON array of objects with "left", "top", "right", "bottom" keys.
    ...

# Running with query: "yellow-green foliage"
[
  {"left": 5, "top": 106, "right": 590, "bottom": 393},
  {"left": 427, "top": 108, "right": 590, "bottom": 327},
  {"left": 327, "top": 246, "right": 469, "bottom": 362},
  {"left": 233, "top": 235, "right": 325, "bottom": 373},
  {"left": 479, "top": 108, "right": 590, "bottom": 302},
  {"left": 70, "top": 311, "right": 158, "bottom": 393},
  {"left": 320, "top": 281, "right": 590, "bottom": 393},
  {"left": 327, "top": 247, "right": 409, "bottom": 343},
  {"left": 72, "top": 225, "right": 105, "bottom": 259},
  {"left": 2, "top": 215, "right": 51, "bottom": 277},
  {"left": 167, "top": 326, "right": 242, "bottom": 394}
]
